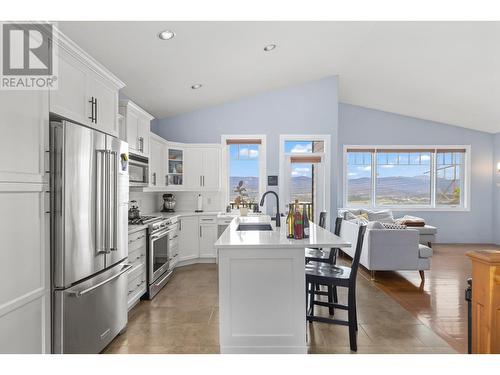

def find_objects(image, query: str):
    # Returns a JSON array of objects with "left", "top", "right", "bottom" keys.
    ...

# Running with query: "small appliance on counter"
[
  {"left": 128, "top": 200, "right": 140, "bottom": 221},
  {"left": 161, "top": 193, "right": 176, "bottom": 212}
]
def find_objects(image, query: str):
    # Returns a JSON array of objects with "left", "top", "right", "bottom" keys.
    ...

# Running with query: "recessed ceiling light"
[
  {"left": 158, "top": 30, "right": 175, "bottom": 40},
  {"left": 191, "top": 84, "right": 202, "bottom": 90},
  {"left": 264, "top": 44, "right": 277, "bottom": 52}
]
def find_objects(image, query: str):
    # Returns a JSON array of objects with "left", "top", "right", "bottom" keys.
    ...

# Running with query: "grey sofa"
[{"left": 338, "top": 209, "right": 434, "bottom": 281}]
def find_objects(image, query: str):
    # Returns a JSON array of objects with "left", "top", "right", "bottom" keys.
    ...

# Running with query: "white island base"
[
  {"left": 215, "top": 216, "right": 351, "bottom": 354},
  {"left": 218, "top": 246, "right": 307, "bottom": 354}
]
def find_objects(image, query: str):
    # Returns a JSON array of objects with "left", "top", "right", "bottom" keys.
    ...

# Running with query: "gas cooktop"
[{"left": 128, "top": 215, "right": 163, "bottom": 225}]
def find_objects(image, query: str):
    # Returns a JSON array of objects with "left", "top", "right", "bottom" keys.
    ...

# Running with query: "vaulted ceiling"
[{"left": 59, "top": 21, "right": 500, "bottom": 133}]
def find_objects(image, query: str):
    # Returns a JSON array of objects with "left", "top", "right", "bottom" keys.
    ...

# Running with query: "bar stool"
[
  {"left": 305, "top": 215, "right": 341, "bottom": 307},
  {"left": 305, "top": 214, "right": 341, "bottom": 265},
  {"left": 305, "top": 220, "right": 367, "bottom": 351}
]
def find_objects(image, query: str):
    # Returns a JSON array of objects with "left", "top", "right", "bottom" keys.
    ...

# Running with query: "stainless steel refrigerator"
[{"left": 50, "top": 120, "right": 131, "bottom": 354}]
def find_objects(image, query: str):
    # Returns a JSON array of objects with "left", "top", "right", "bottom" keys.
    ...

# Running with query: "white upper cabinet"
[
  {"left": 49, "top": 48, "right": 88, "bottom": 126},
  {"left": 149, "top": 134, "right": 167, "bottom": 187},
  {"left": 119, "top": 100, "right": 153, "bottom": 157},
  {"left": 49, "top": 32, "right": 125, "bottom": 137},
  {"left": 87, "top": 73, "right": 119, "bottom": 136},
  {"left": 202, "top": 147, "right": 221, "bottom": 191},
  {"left": 183, "top": 146, "right": 221, "bottom": 191},
  {"left": 0, "top": 90, "right": 48, "bottom": 184},
  {"left": 184, "top": 148, "right": 203, "bottom": 189}
]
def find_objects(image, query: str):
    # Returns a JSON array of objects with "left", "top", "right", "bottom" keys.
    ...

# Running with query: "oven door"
[{"left": 149, "top": 229, "right": 171, "bottom": 283}]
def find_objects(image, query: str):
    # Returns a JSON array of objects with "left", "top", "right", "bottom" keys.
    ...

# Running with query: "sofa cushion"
[
  {"left": 367, "top": 209, "right": 394, "bottom": 223},
  {"left": 418, "top": 244, "right": 433, "bottom": 258},
  {"left": 344, "top": 211, "right": 369, "bottom": 224},
  {"left": 413, "top": 225, "right": 437, "bottom": 235}
]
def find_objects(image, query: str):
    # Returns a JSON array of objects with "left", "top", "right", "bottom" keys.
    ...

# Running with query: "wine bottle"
[
  {"left": 302, "top": 204, "right": 310, "bottom": 238},
  {"left": 294, "top": 204, "right": 303, "bottom": 240},
  {"left": 286, "top": 204, "right": 295, "bottom": 239}
]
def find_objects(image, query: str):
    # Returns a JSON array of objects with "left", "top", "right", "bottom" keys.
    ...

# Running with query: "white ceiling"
[{"left": 58, "top": 21, "right": 500, "bottom": 133}]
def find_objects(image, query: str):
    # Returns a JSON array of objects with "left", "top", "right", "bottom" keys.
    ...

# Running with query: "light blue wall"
[
  {"left": 339, "top": 103, "right": 494, "bottom": 243},
  {"left": 152, "top": 77, "right": 495, "bottom": 243},
  {"left": 152, "top": 76, "right": 340, "bottom": 227},
  {"left": 493, "top": 133, "right": 500, "bottom": 244}
]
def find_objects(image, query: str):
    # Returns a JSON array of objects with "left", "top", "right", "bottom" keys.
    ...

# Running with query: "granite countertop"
[{"left": 214, "top": 215, "right": 352, "bottom": 250}]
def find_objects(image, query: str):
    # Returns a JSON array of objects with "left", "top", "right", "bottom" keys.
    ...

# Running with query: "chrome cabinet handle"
[
  {"left": 70, "top": 264, "right": 133, "bottom": 297},
  {"left": 138, "top": 137, "right": 144, "bottom": 153},
  {"left": 152, "top": 172, "right": 157, "bottom": 185},
  {"left": 88, "top": 97, "right": 95, "bottom": 122},
  {"left": 202, "top": 175, "right": 205, "bottom": 186},
  {"left": 199, "top": 226, "right": 202, "bottom": 237},
  {"left": 165, "top": 175, "right": 168, "bottom": 186},
  {"left": 95, "top": 98, "right": 98, "bottom": 124}
]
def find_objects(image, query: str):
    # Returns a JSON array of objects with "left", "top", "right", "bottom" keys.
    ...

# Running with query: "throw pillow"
[
  {"left": 367, "top": 209, "right": 394, "bottom": 223},
  {"left": 382, "top": 222, "right": 407, "bottom": 230},
  {"left": 366, "top": 221, "right": 385, "bottom": 229},
  {"left": 344, "top": 211, "right": 358, "bottom": 221}
]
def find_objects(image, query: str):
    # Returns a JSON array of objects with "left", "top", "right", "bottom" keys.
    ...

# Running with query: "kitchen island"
[{"left": 214, "top": 215, "right": 351, "bottom": 354}]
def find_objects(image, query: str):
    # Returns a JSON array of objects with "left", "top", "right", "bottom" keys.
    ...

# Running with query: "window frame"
[
  {"left": 343, "top": 145, "right": 471, "bottom": 211},
  {"left": 279, "top": 134, "right": 331, "bottom": 227},
  {"left": 221, "top": 135, "right": 267, "bottom": 210}
]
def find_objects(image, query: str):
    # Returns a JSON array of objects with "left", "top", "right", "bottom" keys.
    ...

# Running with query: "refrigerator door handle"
[
  {"left": 104, "top": 150, "right": 111, "bottom": 253},
  {"left": 69, "top": 264, "right": 133, "bottom": 297},
  {"left": 110, "top": 150, "right": 118, "bottom": 251},
  {"left": 96, "top": 150, "right": 109, "bottom": 255}
]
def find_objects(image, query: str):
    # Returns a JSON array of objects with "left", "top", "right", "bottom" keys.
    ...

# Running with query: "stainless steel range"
[{"left": 147, "top": 217, "right": 179, "bottom": 298}]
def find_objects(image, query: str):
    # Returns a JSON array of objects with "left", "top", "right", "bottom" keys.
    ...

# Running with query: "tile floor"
[{"left": 104, "top": 260, "right": 456, "bottom": 354}]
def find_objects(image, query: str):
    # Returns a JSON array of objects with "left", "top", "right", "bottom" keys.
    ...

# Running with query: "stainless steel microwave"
[{"left": 129, "top": 154, "right": 149, "bottom": 186}]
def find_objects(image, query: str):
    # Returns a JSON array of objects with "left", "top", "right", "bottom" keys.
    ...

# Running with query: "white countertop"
[
  {"left": 215, "top": 215, "right": 351, "bottom": 249},
  {"left": 147, "top": 210, "right": 221, "bottom": 219}
]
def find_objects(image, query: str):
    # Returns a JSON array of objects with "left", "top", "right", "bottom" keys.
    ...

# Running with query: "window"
[
  {"left": 280, "top": 136, "right": 331, "bottom": 224},
  {"left": 375, "top": 150, "right": 431, "bottom": 206},
  {"left": 346, "top": 151, "right": 372, "bottom": 206},
  {"left": 345, "top": 146, "right": 469, "bottom": 210},
  {"left": 223, "top": 136, "right": 266, "bottom": 208},
  {"left": 284, "top": 140, "right": 325, "bottom": 154}
]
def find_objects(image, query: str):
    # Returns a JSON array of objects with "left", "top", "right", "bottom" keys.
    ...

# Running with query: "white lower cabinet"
[
  {"left": 178, "top": 216, "right": 200, "bottom": 262},
  {"left": 199, "top": 216, "right": 218, "bottom": 258},
  {"left": 178, "top": 214, "right": 218, "bottom": 263},
  {"left": 0, "top": 187, "right": 50, "bottom": 353},
  {"left": 127, "top": 230, "right": 147, "bottom": 310}
]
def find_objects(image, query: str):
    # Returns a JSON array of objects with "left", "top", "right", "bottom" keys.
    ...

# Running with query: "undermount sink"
[{"left": 236, "top": 223, "right": 273, "bottom": 231}]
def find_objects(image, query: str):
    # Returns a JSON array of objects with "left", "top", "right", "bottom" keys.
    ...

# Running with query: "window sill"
[{"left": 343, "top": 205, "right": 470, "bottom": 212}]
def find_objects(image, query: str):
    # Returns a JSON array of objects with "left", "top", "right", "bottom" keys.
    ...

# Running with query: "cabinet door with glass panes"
[{"left": 167, "top": 147, "right": 184, "bottom": 188}]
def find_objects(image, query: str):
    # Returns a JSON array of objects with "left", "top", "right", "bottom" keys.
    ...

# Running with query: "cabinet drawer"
[
  {"left": 199, "top": 216, "right": 216, "bottom": 224},
  {"left": 127, "top": 271, "right": 147, "bottom": 308},
  {"left": 128, "top": 246, "right": 146, "bottom": 269},
  {"left": 128, "top": 231, "right": 147, "bottom": 252}
]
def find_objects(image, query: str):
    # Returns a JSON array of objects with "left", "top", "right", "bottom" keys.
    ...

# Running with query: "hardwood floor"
[
  {"left": 104, "top": 262, "right": 455, "bottom": 354},
  {"left": 360, "top": 243, "right": 500, "bottom": 354}
]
